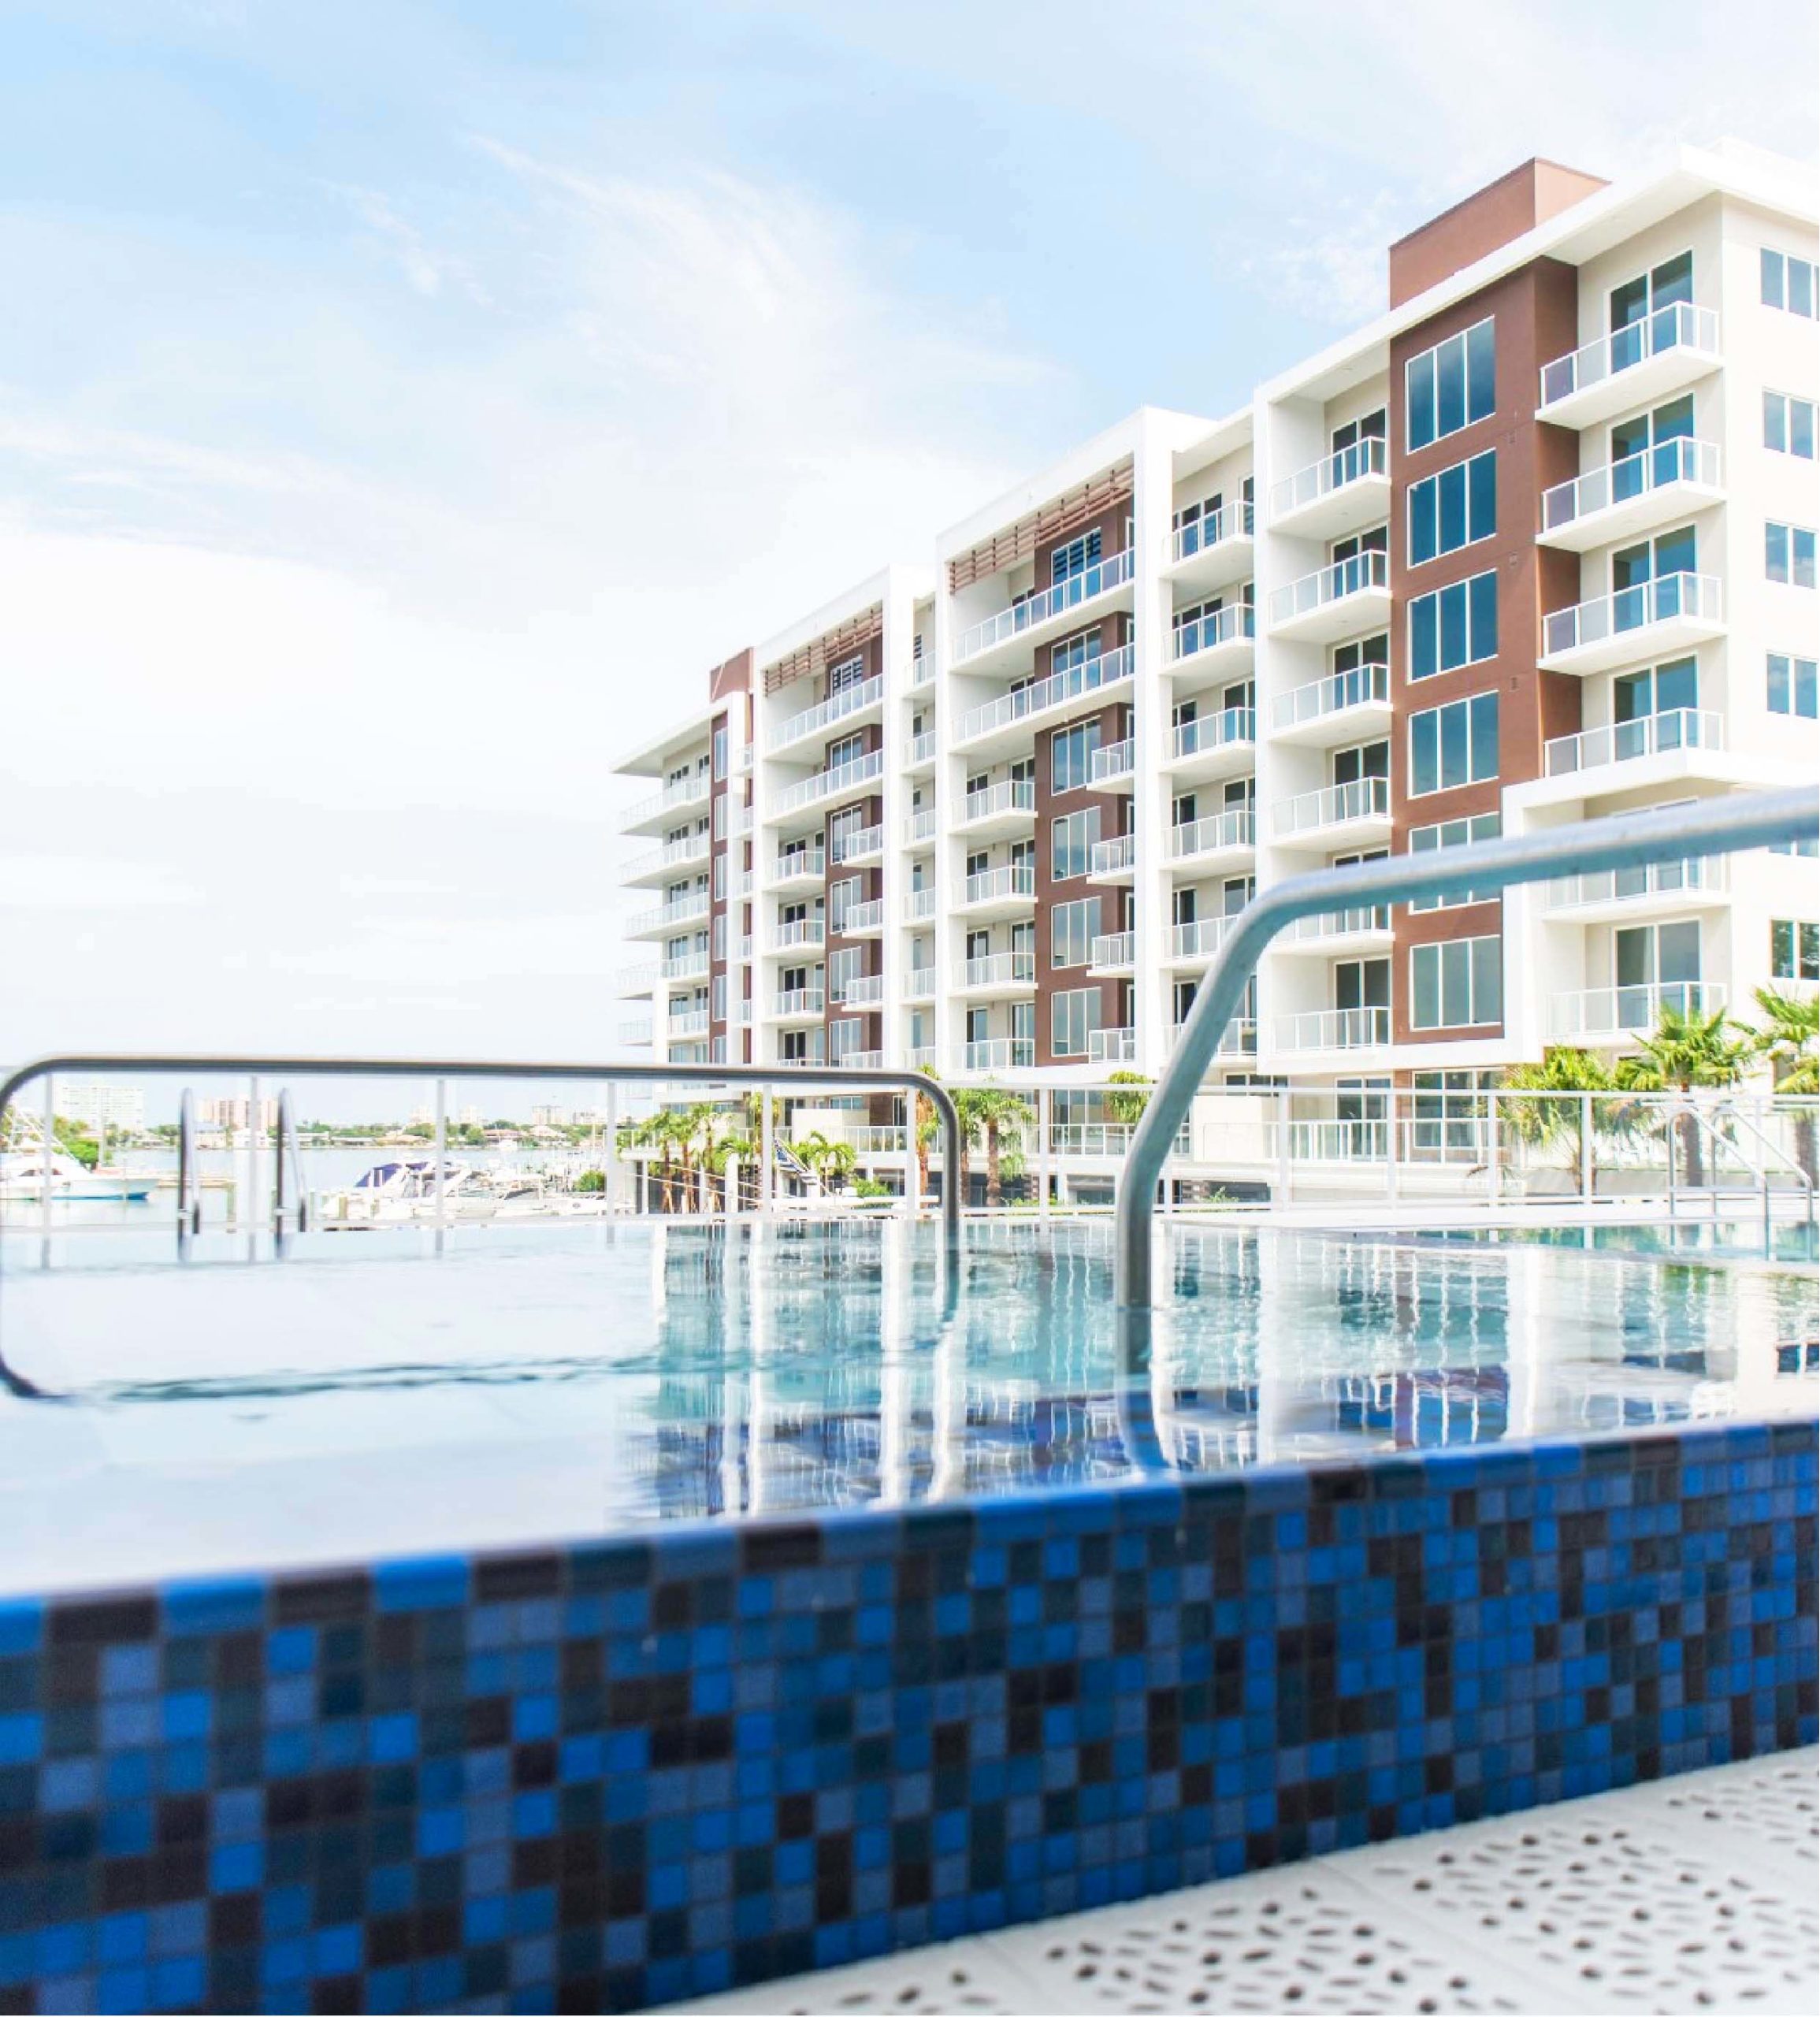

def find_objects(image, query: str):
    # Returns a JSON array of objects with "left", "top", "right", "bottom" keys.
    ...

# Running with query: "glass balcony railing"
[
  {"left": 624, "top": 832, "right": 710, "bottom": 881},
  {"left": 1273, "top": 776, "right": 1390, "bottom": 837},
  {"left": 660, "top": 950, "right": 710, "bottom": 982},
  {"left": 905, "top": 887, "right": 937, "bottom": 921},
  {"left": 1543, "top": 574, "right": 1722, "bottom": 658},
  {"left": 953, "top": 548, "right": 1135, "bottom": 663},
  {"left": 960, "top": 779, "right": 1037, "bottom": 825},
  {"left": 1538, "top": 302, "right": 1719, "bottom": 410},
  {"left": 1270, "top": 661, "right": 1389, "bottom": 734},
  {"left": 1549, "top": 979, "right": 1725, "bottom": 1039},
  {"left": 1169, "top": 916, "right": 1237, "bottom": 961},
  {"left": 1543, "top": 707, "right": 1723, "bottom": 776},
  {"left": 962, "top": 952, "right": 1036, "bottom": 990},
  {"left": 1171, "top": 603, "right": 1254, "bottom": 662},
  {"left": 908, "top": 729, "right": 937, "bottom": 766},
  {"left": 1090, "top": 832, "right": 1137, "bottom": 876},
  {"left": 1090, "top": 738, "right": 1135, "bottom": 785},
  {"left": 1284, "top": 905, "right": 1391, "bottom": 942},
  {"left": 956, "top": 644, "right": 1135, "bottom": 745},
  {"left": 1087, "top": 1026, "right": 1137, "bottom": 1063},
  {"left": 904, "top": 808, "right": 937, "bottom": 844},
  {"left": 1276, "top": 1006, "right": 1391, "bottom": 1050},
  {"left": 959, "top": 866, "right": 1036, "bottom": 908},
  {"left": 1089, "top": 930, "right": 1135, "bottom": 970},
  {"left": 1540, "top": 438, "right": 1721, "bottom": 533},
  {"left": 838, "top": 897, "right": 886, "bottom": 934},
  {"left": 770, "top": 919, "right": 825, "bottom": 951},
  {"left": 905, "top": 967, "right": 937, "bottom": 999},
  {"left": 1172, "top": 706, "right": 1254, "bottom": 760},
  {"left": 830, "top": 823, "right": 884, "bottom": 864},
  {"left": 1545, "top": 857, "right": 1725, "bottom": 912},
  {"left": 1269, "top": 435, "right": 1387, "bottom": 522},
  {"left": 620, "top": 771, "right": 711, "bottom": 830},
  {"left": 1170, "top": 498, "right": 1254, "bottom": 565},
  {"left": 835, "top": 972, "right": 887, "bottom": 1006},
  {"left": 1170, "top": 808, "right": 1255, "bottom": 860},
  {"left": 769, "top": 748, "right": 885, "bottom": 818},
  {"left": 772, "top": 845, "right": 826, "bottom": 882},
  {"left": 766, "top": 674, "right": 883, "bottom": 753},
  {"left": 1268, "top": 549, "right": 1389, "bottom": 629},
  {"left": 772, "top": 987, "right": 826, "bottom": 1019},
  {"left": 961, "top": 1038, "right": 1034, "bottom": 1072}
]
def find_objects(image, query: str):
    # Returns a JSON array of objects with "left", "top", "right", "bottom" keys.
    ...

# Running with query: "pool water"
[
  {"left": 0, "top": 1218, "right": 1812, "bottom": 1595},
  {"left": 1384, "top": 1217, "right": 1820, "bottom": 1265}
]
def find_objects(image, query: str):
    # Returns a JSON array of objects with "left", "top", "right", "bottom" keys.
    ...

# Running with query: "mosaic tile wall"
[{"left": 0, "top": 1418, "right": 1812, "bottom": 2015}]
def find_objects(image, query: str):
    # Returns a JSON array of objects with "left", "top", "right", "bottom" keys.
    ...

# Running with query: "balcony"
[
  {"left": 905, "top": 967, "right": 936, "bottom": 1001},
  {"left": 1543, "top": 708, "right": 1725, "bottom": 781},
  {"left": 960, "top": 1038, "right": 1035, "bottom": 1072},
  {"left": 837, "top": 897, "right": 886, "bottom": 938},
  {"left": 1088, "top": 930, "right": 1135, "bottom": 975},
  {"left": 775, "top": 1044, "right": 826, "bottom": 1069},
  {"left": 624, "top": 830, "right": 710, "bottom": 887},
  {"left": 1538, "top": 439, "right": 1723, "bottom": 552},
  {"left": 835, "top": 971, "right": 887, "bottom": 1007},
  {"left": 1278, "top": 905, "right": 1393, "bottom": 955},
  {"left": 1269, "top": 436, "right": 1390, "bottom": 540},
  {"left": 955, "top": 864, "right": 1037, "bottom": 920},
  {"left": 772, "top": 987, "right": 826, "bottom": 1023},
  {"left": 1088, "top": 831, "right": 1137, "bottom": 883},
  {"left": 953, "top": 644, "right": 1135, "bottom": 760},
  {"left": 1169, "top": 705, "right": 1255, "bottom": 785},
  {"left": 831, "top": 823, "right": 884, "bottom": 865},
  {"left": 618, "top": 1017, "right": 652, "bottom": 1046},
  {"left": 768, "top": 748, "right": 885, "bottom": 827},
  {"left": 956, "top": 778, "right": 1038, "bottom": 838},
  {"left": 615, "top": 964, "right": 656, "bottom": 997},
  {"left": 1168, "top": 603, "right": 1254, "bottom": 682},
  {"left": 619, "top": 770, "right": 711, "bottom": 836},
  {"left": 911, "top": 656, "right": 934, "bottom": 689},
  {"left": 660, "top": 949, "right": 710, "bottom": 982},
  {"left": 1088, "top": 738, "right": 1135, "bottom": 792},
  {"left": 959, "top": 951, "right": 1037, "bottom": 997},
  {"left": 769, "top": 844, "right": 826, "bottom": 891},
  {"left": 1269, "top": 662, "right": 1391, "bottom": 746},
  {"left": 626, "top": 891, "right": 710, "bottom": 939},
  {"left": 1272, "top": 775, "right": 1391, "bottom": 846},
  {"left": 1170, "top": 808, "right": 1256, "bottom": 871},
  {"left": 907, "top": 729, "right": 937, "bottom": 772},
  {"left": 1167, "top": 499, "right": 1254, "bottom": 594},
  {"left": 770, "top": 918, "right": 825, "bottom": 952},
  {"left": 1536, "top": 303, "right": 1722, "bottom": 428},
  {"left": 1540, "top": 574, "right": 1724, "bottom": 675},
  {"left": 1174, "top": 1013, "right": 1257, "bottom": 1058},
  {"left": 833, "top": 1049, "right": 885, "bottom": 1072},
  {"left": 907, "top": 1045, "right": 937, "bottom": 1069},
  {"left": 904, "top": 808, "right": 938, "bottom": 846},
  {"left": 1543, "top": 856, "right": 1728, "bottom": 923},
  {"left": 1087, "top": 1027, "right": 1137, "bottom": 1064},
  {"left": 905, "top": 887, "right": 938, "bottom": 923},
  {"left": 1167, "top": 915, "right": 1238, "bottom": 968},
  {"left": 667, "top": 1008, "right": 711, "bottom": 1039},
  {"left": 1276, "top": 1006, "right": 1392, "bottom": 1053},
  {"left": 1549, "top": 979, "right": 1726, "bottom": 1042},
  {"left": 1268, "top": 549, "right": 1391, "bottom": 643},
  {"left": 953, "top": 548, "right": 1135, "bottom": 672},
  {"left": 767, "top": 674, "right": 884, "bottom": 757}
]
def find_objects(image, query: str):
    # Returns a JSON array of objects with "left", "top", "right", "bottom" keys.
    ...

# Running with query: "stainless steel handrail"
[
  {"left": 1113, "top": 784, "right": 1820, "bottom": 1313},
  {"left": 0, "top": 1059, "right": 964, "bottom": 1259}
]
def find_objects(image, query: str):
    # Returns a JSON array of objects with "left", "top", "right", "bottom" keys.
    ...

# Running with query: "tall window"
[
  {"left": 1050, "top": 528, "right": 1102, "bottom": 584},
  {"left": 827, "top": 652, "right": 867, "bottom": 695},
  {"left": 1405, "top": 318, "right": 1495, "bottom": 450},
  {"left": 1407, "top": 450, "right": 1496, "bottom": 565},
  {"left": 1768, "top": 652, "right": 1818, "bottom": 719},
  {"left": 1050, "top": 808, "right": 1101, "bottom": 881},
  {"left": 1762, "top": 248, "right": 1817, "bottom": 318},
  {"left": 826, "top": 731, "right": 867, "bottom": 768},
  {"left": 1767, "top": 522, "right": 1818, "bottom": 588},
  {"left": 1411, "top": 937, "right": 1502, "bottom": 1030},
  {"left": 828, "top": 946, "right": 863, "bottom": 1001},
  {"left": 1409, "top": 812, "right": 1501, "bottom": 912},
  {"left": 1410, "top": 570, "right": 1498, "bottom": 682},
  {"left": 1052, "top": 988, "right": 1101, "bottom": 1059},
  {"left": 712, "top": 723, "right": 729, "bottom": 778},
  {"left": 1051, "top": 897, "right": 1100, "bottom": 969},
  {"left": 1771, "top": 919, "right": 1820, "bottom": 982},
  {"left": 1051, "top": 720, "right": 1101, "bottom": 792},
  {"left": 1614, "top": 656, "right": 1697, "bottom": 725},
  {"left": 1410, "top": 692, "right": 1499, "bottom": 797},
  {"left": 1764, "top": 391, "right": 1816, "bottom": 459}
]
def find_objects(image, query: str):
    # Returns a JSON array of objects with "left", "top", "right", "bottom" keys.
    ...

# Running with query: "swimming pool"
[
  {"left": 1373, "top": 1216, "right": 1820, "bottom": 1267},
  {"left": 0, "top": 1220, "right": 1813, "bottom": 2012}
]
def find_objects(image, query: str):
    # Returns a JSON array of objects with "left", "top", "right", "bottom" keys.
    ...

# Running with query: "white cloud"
[{"left": 0, "top": 856, "right": 203, "bottom": 912}]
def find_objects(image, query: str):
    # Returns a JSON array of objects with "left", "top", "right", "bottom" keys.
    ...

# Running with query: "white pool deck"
[{"left": 676, "top": 1748, "right": 1820, "bottom": 2016}]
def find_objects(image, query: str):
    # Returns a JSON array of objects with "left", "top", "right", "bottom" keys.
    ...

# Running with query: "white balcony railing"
[
  {"left": 618, "top": 1017, "right": 652, "bottom": 1046},
  {"left": 1090, "top": 930, "right": 1135, "bottom": 969},
  {"left": 908, "top": 729, "right": 937, "bottom": 766},
  {"left": 1542, "top": 574, "right": 1722, "bottom": 659},
  {"left": 906, "top": 966, "right": 936, "bottom": 999},
  {"left": 960, "top": 865, "right": 1037, "bottom": 907},
  {"left": 770, "top": 747, "right": 885, "bottom": 818},
  {"left": 620, "top": 771, "right": 711, "bottom": 830},
  {"left": 1090, "top": 738, "right": 1135, "bottom": 785},
  {"left": 953, "top": 548, "right": 1135, "bottom": 664},
  {"left": 839, "top": 897, "right": 886, "bottom": 934},
  {"left": 1276, "top": 1006, "right": 1392, "bottom": 1051},
  {"left": 1172, "top": 707, "right": 1254, "bottom": 761},
  {"left": 617, "top": 963, "right": 657, "bottom": 995},
  {"left": 773, "top": 987, "right": 826, "bottom": 1018},
  {"left": 1090, "top": 832, "right": 1137, "bottom": 876},
  {"left": 767, "top": 674, "right": 884, "bottom": 753},
  {"left": 835, "top": 1124, "right": 902, "bottom": 1153},
  {"left": 1269, "top": 435, "right": 1388, "bottom": 522},
  {"left": 831, "top": 823, "right": 884, "bottom": 864},
  {"left": 963, "top": 952, "right": 1037, "bottom": 989},
  {"left": 777, "top": 1044, "right": 826, "bottom": 1068},
  {"left": 962, "top": 1038, "right": 1035, "bottom": 1072},
  {"left": 660, "top": 950, "right": 710, "bottom": 982},
  {"left": 624, "top": 831, "right": 710, "bottom": 881},
  {"left": 906, "top": 887, "right": 937, "bottom": 921},
  {"left": 1549, "top": 979, "right": 1726, "bottom": 1039},
  {"left": 907, "top": 1045, "right": 937, "bottom": 1068},
  {"left": 1540, "top": 439, "right": 1722, "bottom": 535},
  {"left": 666, "top": 1008, "right": 711, "bottom": 1038},
  {"left": 1546, "top": 857, "right": 1725, "bottom": 912},
  {"left": 1538, "top": 302, "right": 1719, "bottom": 410},
  {"left": 1170, "top": 499, "right": 1254, "bottom": 565},
  {"left": 1268, "top": 549, "right": 1389, "bottom": 629},
  {"left": 1270, "top": 661, "right": 1390, "bottom": 734},
  {"left": 772, "top": 845, "right": 826, "bottom": 882},
  {"left": 1285, "top": 905, "right": 1391, "bottom": 943},
  {"left": 1273, "top": 775, "right": 1390, "bottom": 838},
  {"left": 771, "top": 919, "right": 825, "bottom": 950},
  {"left": 1169, "top": 916, "right": 1237, "bottom": 961},
  {"left": 628, "top": 892, "right": 710, "bottom": 936},
  {"left": 1172, "top": 604, "right": 1254, "bottom": 662},
  {"left": 960, "top": 779, "right": 1037, "bottom": 824},
  {"left": 904, "top": 808, "right": 938, "bottom": 844},
  {"left": 835, "top": 971, "right": 886, "bottom": 1006},
  {"left": 1171, "top": 808, "right": 1256, "bottom": 860},
  {"left": 1543, "top": 707, "right": 1723, "bottom": 777},
  {"left": 955, "top": 643, "right": 1134, "bottom": 746},
  {"left": 1086, "top": 1027, "right": 1137, "bottom": 1064}
]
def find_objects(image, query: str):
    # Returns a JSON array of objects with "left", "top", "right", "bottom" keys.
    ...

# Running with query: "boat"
[{"left": 0, "top": 1149, "right": 158, "bottom": 1205}]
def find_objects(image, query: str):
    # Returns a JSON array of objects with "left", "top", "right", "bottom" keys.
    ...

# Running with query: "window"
[
  {"left": 826, "top": 730, "right": 867, "bottom": 768},
  {"left": 1050, "top": 808, "right": 1101, "bottom": 881},
  {"left": 829, "top": 946, "right": 863, "bottom": 1001},
  {"left": 1409, "top": 812, "right": 1501, "bottom": 912},
  {"left": 1769, "top": 652, "right": 1819, "bottom": 719},
  {"left": 1052, "top": 988, "right": 1101, "bottom": 1059},
  {"left": 1407, "top": 450, "right": 1496, "bottom": 565},
  {"left": 828, "top": 1019, "right": 864, "bottom": 1064},
  {"left": 1051, "top": 897, "right": 1101, "bottom": 969},
  {"left": 829, "top": 875, "right": 863, "bottom": 932},
  {"left": 1050, "top": 528, "right": 1102, "bottom": 584},
  {"left": 1762, "top": 247, "right": 1817, "bottom": 318},
  {"left": 1610, "top": 251, "right": 1692, "bottom": 332},
  {"left": 712, "top": 724, "right": 729, "bottom": 778},
  {"left": 1411, "top": 937, "right": 1502, "bottom": 1031},
  {"left": 1765, "top": 391, "right": 1817, "bottom": 460},
  {"left": 1409, "top": 570, "right": 1498, "bottom": 681},
  {"left": 1410, "top": 692, "right": 1499, "bottom": 797},
  {"left": 1616, "top": 921, "right": 1701, "bottom": 1020},
  {"left": 1766, "top": 522, "right": 1818, "bottom": 588},
  {"left": 1050, "top": 720, "right": 1101, "bottom": 793},
  {"left": 1771, "top": 920, "right": 1820, "bottom": 982},
  {"left": 1332, "top": 740, "right": 1388, "bottom": 789},
  {"left": 1406, "top": 318, "right": 1495, "bottom": 450},
  {"left": 827, "top": 652, "right": 867, "bottom": 696}
]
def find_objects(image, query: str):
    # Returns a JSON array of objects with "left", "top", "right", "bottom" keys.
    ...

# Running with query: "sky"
[{"left": 1, "top": 0, "right": 1814, "bottom": 1087}]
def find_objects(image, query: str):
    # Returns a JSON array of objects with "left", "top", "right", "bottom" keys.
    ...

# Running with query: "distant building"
[
  {"left": 54, "top": 1083, "right": 145, "bottom": 1133},
  {"left": 530, "top": 1104, "right": 570, "bottom": 1128},
  {"left": 195, "top": 1097, "right": 280, "bottom": 1131}
]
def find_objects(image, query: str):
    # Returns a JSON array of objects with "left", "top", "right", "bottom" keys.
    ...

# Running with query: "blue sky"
[{"left": 2, "top": 0, "right": 1814, "bottom": 1070}]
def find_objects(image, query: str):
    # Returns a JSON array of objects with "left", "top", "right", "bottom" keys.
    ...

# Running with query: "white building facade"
[{"left": 614, "top": 143, "right": 1818, "bottom": 1198}]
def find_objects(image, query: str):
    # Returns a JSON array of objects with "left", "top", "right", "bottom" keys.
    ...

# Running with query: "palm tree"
[
  {"left": 911, "top": 1068, "right": 944, "bottom": 1205},
  {"left": 792, "top": 1130, "right": 857, "bottom": 1195},
  {"left": 956, "top": 1087, "right": 1031, "bottom": 1209},
  {"left": 1500, "top": 1048, "right": 1635, "bottom": 1191},
  {"left": 1752, "top": 985, "right": 1819, "bottom": 1185},
  {"left": 704, "top": 1128, "right": 756, "bottom": 1209},
  {"left": 1102, "top": 1071, "right": 1152, "bottom": 1129},
  {"left": 1614, "top": 1002, "right": 1751, "bottom": 1188}
]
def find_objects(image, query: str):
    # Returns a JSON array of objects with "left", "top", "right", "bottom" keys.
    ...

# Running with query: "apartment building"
[{"left": 615, "top": 140, "right": 1818, "bottom": 1191}]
